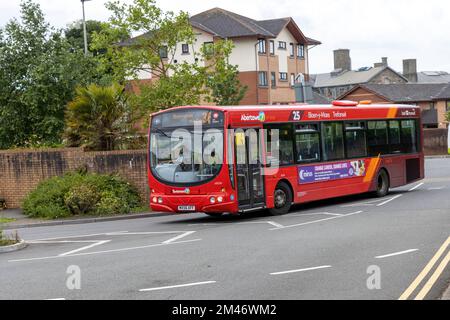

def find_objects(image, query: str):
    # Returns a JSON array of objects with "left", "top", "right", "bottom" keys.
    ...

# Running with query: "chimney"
[
  {"left": 382, "top": 57, "right": 388, "bottom": 66},
  {"left": 403, "top": 59, "right": 418, "bottom": 82},
  {"left": 334, "top": 49, "right": 352, "bottom": 72}
]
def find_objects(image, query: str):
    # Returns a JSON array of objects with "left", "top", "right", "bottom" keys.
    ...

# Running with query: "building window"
[
  {"left": 429, "top": 102, "right": 435, "bottom": 110},
  {"left": 269, "top": 40, "right": 275, "bottom": 55},
  {"left": 271, "top": 72, "right": 276, "bottom": 88},
  {"left": 258, "top": 39, "right": 266, "bottom": 54},
  {"left": 203, "top": 42, "right": 214, "bottom": 55},
  {"left": 345, "top": 122, "right": 367, "bottom": 158},
  {"left": 322, "top": 122, "right": 345, "bottom": 161},
  {"left": 297, "top": 44, "right": 305, "bottom": 58},
  {"left": 289, "top": 43, "right": 295, "bottom": 57},
  {"left": 279, "top": 72, "right": 288, "bottom": 81},
  {"left": 290, "top": 73, "right": 295, "bottom": 87},
  {"left": 159, "top": 46, "right": 168, "bottom": 59},
  {"left": 265, "top": 124, "right": 294, "bottom": 166},
  {"left": 278, "top": 41, "right": 287, "bottom": 50},
  {"left": 367, "top": 121, "right": 389, "bottom": 156},
  {"left": 181, "top": 43, "right": 189, "bottom": 54},
  {"left": 258, "top": 71, "right": 268, "bottom": 86},
  {"left": 296, "top": 124, "right": 320, "bottom": 163}
]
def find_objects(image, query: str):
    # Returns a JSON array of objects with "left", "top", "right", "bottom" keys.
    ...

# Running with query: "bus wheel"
[
  {"left": 269, "top": 182, "right": 292, "bottom": 216},
  {"left": 205, "top": 213, "right": 223, "bottom": 217},
  {"left": 374, "top": 170, "right": 390, "bottom": 197}
]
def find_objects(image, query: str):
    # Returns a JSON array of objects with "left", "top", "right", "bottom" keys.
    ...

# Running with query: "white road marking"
[
  {"left": 237, "top": 221, "right": 285, "bottom": 228},
  {"left": 270, "top": 265, "right": 332, "bottom": 275},
  {"left": 341, "top": 198, "right": 392, "bottom": 208},
  {"left": 105, "top": 231, "right": 186, "bottom": 236},
  {"left": 409, "top": 183, "right": 424, "bottom": 192},
  {"left": 162, "top": 231, "right": 196, "bottom": 244},
  {"left": 45, "top": 298, "right": 66, "bottom": 300},
  {"left": 288, "top": 212, "right": 344, "bottom": 217},
  {"left": 140, "top": 281, "right": 216, "bottom": 292},
  {"left": 270, "top": 211, "right": 363, "bottom": 231},
  {"left": 59, "top": 240, "right": 111, "bottom": 257},
  {"left": 26, "top": 231, "right": 128, "bottom": 242},
  {"left": 376, "top": 195, "right": 403, "bottom": 207},
  {"left": 267, "top": 221, "right": 285, "bottom": 228},
  {"left": 8, "top": 239, "right": 202, "bottom": 263},
  {"left": 428, "top": 187, "right": 445, "bottom": 191},
  {"left": 375, "top": 249, "right": 419, "bottom": 259}
]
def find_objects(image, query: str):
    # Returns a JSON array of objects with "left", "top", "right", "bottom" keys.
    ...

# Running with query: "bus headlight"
[
  {"left": 217, "top": 196, "right": 223, "bottom": 203},
  {"left": 210, "top": 197, "right": 216, "bottom": 204},
  {"left": 158, "top": 197, "right": 163, "bottom": 204},
  {"left": 152, "top": 197, "right": 157, "bottom": 203}
]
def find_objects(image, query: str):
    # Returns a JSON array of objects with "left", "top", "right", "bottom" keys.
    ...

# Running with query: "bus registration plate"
[{"left": 178, "top": 205, "right": 196, "bottom": 212}]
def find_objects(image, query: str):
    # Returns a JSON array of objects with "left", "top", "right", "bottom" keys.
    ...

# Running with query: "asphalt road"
[{"left": 1, "top": 158, "right": 449, "bottom": 300}]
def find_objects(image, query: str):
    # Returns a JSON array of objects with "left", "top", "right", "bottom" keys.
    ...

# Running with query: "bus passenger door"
[{"left": 234, "top": 129, "right": 265, "bottom": 210}]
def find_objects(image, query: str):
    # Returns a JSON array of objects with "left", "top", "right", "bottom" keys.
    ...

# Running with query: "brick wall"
[{"left": 0, "top": 148, "right": 149, "bottom": 209}]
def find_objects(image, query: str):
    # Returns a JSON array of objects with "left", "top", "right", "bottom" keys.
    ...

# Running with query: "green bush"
[{"left": 22, "top": 172, "right": 142, "bottom": 219}]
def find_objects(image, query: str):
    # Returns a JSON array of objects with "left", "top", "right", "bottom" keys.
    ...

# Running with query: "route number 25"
[{"left": 292, "top": 111, "right": 302, "bottom": 121}]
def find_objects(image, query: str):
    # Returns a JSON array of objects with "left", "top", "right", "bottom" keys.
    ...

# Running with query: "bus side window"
[
  {"left": 295, "top": 124, "right": 320, "bottom": 163},
  {"left": 400, "top": 119, "right": 417, "bottom": 153},
  {"left": 322, "top": 122, "right": 345, "bottom": 161},
  {"left": 367, "top": 121, "right": 389, "bottom": 156},
  {"left": 345, "top": 122, "right": 367, "bottom": 158},
  {"left": 265, "top": 124, "right": 294, "bottom": 166},
  {"left": 388, "top": 120, "right": 402, "bottom": 154}
]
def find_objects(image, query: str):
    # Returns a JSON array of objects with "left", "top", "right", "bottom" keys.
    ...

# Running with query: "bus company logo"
[
  {"left": 400, "top": 109, "right": 417, "bottom": 117},
  {"left": 299, "top": 169, "right": 314, "bottom": 181},
  {"left": 172, "top": 188, "right": 190, "bottom": 195},
  {"left": 241, "top": 112, "right": 265, "bottom": 122}
]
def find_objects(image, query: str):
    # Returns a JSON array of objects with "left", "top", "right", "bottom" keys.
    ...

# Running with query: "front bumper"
[{"left": 150, "top": 194, "right": 237, "bottom": 214}]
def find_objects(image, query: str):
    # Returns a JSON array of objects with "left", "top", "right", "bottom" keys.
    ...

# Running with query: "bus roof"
[
  {"left": 151, "top": 103, "right": 420, "bottom": 115},
  {"left": 151, "top": 103, "right": 421, "bottom": 126}
]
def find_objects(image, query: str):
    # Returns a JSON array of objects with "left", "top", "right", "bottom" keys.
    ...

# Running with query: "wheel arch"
[
  {"left": 378, "top": 167, "right": 391, "bottom": 185},
  {"left": 277, "top": 179, "right": 295, "bottom": 204}
]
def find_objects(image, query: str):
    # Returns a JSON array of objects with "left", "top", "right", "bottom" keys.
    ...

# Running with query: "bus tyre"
[
  {"left": 374, "top": 170, "right": 390, "bottom": 197},
  {"left": 269, "top": 182, "right": 293, "bottom": 216},
  {"left": 205, "top": 213, "right": 224, "bottom": 217}
]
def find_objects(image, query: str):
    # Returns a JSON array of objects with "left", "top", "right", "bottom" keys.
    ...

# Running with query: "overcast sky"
[{"left": 1, "top": 0, "right": 449, "bottom": 74}]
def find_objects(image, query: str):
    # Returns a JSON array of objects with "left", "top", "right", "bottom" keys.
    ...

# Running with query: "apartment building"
[{"left": 129, "top": 7, "right": 321, "bottom": 105}]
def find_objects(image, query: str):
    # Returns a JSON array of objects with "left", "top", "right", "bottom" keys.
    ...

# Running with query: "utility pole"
[{"left": 81, "top": 0, "right": 92, "bottom": 56}]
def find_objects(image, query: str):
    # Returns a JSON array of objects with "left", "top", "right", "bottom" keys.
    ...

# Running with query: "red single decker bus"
[{"left": 148, "top": 101, "right": 424, "bottom": 216}]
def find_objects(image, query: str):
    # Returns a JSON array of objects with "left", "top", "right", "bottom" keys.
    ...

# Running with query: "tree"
[
  {"left": 0, "top": 0, "right": 97, "bottom": 149},
  {"left": 203, "top": 40, "right": 248, "bottom": 106},
  {"left": 65, "top": 83, "right": 139, "bottom": 151},
  {"left": 91, "top": 0, "right": 195, "bottom": 83},
  {"left": 65, "top": 20, "right": 104, "bottom": 54}
]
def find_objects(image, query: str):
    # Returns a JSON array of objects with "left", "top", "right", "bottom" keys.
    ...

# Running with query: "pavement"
[
  {"left": 0, "top": 209, "right": 168, "bottom": 230},
  {"left": 0, "top": 158, "right": 449, "bottom": 300}
]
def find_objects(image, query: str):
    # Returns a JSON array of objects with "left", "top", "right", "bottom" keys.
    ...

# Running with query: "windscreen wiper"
[{"left": 153, "top": 128, "right": 170, "bottom": 138}]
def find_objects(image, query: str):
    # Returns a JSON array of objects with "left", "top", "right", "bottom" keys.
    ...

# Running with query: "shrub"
[{"left": 23, "top": 172, "right": 142, "bottom": 219}]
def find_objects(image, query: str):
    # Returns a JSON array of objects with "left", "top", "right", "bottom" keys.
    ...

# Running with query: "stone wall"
[{"left": 423, "top": 128, "right": 448, "bottom": 155}]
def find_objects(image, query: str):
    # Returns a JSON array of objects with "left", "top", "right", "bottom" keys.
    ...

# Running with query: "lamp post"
[{"left": 81, "top": 0, "right": 92, "bottom": 56}]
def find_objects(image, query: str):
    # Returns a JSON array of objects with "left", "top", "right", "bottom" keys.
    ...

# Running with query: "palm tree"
[{"left": 65, "top": 83, "right": 138, "bottom": 151}]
